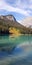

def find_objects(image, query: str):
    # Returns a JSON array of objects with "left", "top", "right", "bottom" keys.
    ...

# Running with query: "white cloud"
[
  {"left": 0, "top": 0, "right": 31, "bottom": 16},
  {"left": 14, "top": 0, "right": 32, "bottom": 10},
  {"left": 18, "top": 17, "right": 32, "bottom": 27},
  {"left": 29, "top": 0, "right": 32, "bottom": 3},
  {"left": 29, "top": 5, "right": 32, "bottom": 9}
]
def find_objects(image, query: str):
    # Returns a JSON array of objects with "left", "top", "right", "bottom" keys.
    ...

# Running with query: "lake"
[{"left": 0, "top": 35, "right": 32, "bottom": 65}]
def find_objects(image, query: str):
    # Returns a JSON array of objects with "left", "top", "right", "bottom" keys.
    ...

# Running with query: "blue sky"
[{"left": 0, "top": 0, "right": 32, "bottom": 22}]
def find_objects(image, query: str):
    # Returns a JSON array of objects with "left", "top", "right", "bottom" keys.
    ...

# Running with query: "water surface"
[{"left": 0, "top": 35, "right": 32, "bottom": 65}]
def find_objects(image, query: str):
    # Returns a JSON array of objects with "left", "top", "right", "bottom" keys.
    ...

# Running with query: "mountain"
[
  {"left": 29, "top": 25, "right": 32, "bottom": 28},
  {"left": 20, "top": 17, "right": 32, "bottom": 27},
  {"left": 0, "top": 15, "right": 32, "bottom": 34}
]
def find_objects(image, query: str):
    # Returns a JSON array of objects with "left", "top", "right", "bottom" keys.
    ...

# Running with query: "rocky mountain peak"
[
  {"left": 0, "top": 15, "right": 16, "bottom": 22},
  {"left": 6, "top": 15, "right": 16, "bottom": 21}
]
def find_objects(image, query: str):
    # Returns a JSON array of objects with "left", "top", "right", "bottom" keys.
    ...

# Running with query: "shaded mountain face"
[
  {"left": 0, "top": 15, "right": 32, "bottom": 34},
  {"left": 0, "top": 15, "right": 16, "bottom": 26},
  {"left": 0, "top": 15, "right": 25, "bottom": 29}
]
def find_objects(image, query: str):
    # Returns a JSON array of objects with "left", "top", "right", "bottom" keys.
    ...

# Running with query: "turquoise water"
[
  {"left": 0, "top": 35, "right": 32, "bottom": 65},
  {"left": 0, "top": 35, "right": 32, "bottom": 44}
]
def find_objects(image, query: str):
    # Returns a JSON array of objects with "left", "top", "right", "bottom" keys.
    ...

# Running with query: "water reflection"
[{"left": 0, "top": 35, "right": 32, "bottom": 65}]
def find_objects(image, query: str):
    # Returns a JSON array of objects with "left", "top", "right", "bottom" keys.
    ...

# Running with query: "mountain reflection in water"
[{"left": 0, "top": 35, "right": 32, "bottom": 65}]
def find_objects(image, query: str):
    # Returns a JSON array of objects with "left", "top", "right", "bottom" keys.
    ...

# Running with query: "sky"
[{"left": 0, "top": 0, "right": 32, "bottom": 23}]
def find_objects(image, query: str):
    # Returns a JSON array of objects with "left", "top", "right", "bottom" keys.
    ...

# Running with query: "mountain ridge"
[{"left": 0, "top": 15, "right": 32, "bottom": 34}]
